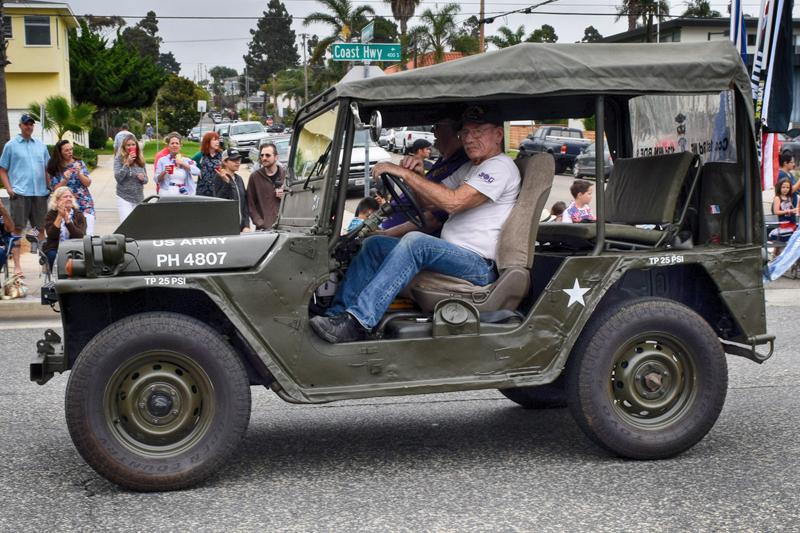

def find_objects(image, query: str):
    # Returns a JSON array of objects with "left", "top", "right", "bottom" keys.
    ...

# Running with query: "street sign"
[
  {"left": 361, "top": 21, "right": 374, "bottom": 43},
  {"left": 197, "top": 100, "right": 207, "bottom": 113},
  {"left": 331, "top": 43, "right": 401, "bottom": 62}
]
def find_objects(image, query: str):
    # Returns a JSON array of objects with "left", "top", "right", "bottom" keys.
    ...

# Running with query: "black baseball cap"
[
  {"left": 410, "top": 139, "right": 432, "bottom": 153},
  {"left": 222, "top": 149, "right": 242, "bottom": 161},
  {"left": 19, "top": 114, "right": 35, "bottom": 125},
  {"left": 461, "top": 105, "right": 503, "bottom": 126}
]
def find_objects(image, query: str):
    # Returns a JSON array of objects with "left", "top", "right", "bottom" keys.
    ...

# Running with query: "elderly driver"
[{"left": 310, "top": 105, "right": 521, "bottom": 344}]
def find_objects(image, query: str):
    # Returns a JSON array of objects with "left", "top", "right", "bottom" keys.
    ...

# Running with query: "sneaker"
[{"left": 309, "top": 313, "right": 369, "bottom": 343}]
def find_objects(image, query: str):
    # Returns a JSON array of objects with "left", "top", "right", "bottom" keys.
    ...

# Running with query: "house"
[
  {"left": 602, "top": 16, "right": 800, "bottom": 127},
  {"left": 2, "top": 0, "right": 80, "bottom": 144},
  {"left": 383, "top": 51, "right": 465, "bottom": 74}
]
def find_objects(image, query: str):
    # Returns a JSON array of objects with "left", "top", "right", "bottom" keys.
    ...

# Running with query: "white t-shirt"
[{"left": 439, "top": 153, "right": 521, "bottom": 260}]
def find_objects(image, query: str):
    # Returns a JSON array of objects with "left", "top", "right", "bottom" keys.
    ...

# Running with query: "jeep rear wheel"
[
  {"left": 566, "top": 298, "right": 727, "bottom": 459},
  {"left": 65, "top": 312, "right": 251, "bottom": 491}
]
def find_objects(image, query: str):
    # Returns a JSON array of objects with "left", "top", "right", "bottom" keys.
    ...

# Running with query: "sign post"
[{"left": 330, "top": 43, "right": 401, "bottom": 62}]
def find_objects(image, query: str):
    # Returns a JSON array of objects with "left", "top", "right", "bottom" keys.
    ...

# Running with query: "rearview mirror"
[{"left": 369, "top": 111, "right": 382, "bottom": 144}]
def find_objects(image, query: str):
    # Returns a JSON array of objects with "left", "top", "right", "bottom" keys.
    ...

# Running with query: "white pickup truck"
[{"left": 390, "top": 126, "right": 435, "bottom": 154}]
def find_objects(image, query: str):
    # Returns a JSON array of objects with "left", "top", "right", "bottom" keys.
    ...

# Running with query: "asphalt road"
[{"left": 1, "top": 309, "right": 799, "bottom": 532}]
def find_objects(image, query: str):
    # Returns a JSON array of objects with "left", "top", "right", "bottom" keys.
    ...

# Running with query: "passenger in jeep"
[{"left": 309, "top": 105, "right": 521, "bottom": 343}]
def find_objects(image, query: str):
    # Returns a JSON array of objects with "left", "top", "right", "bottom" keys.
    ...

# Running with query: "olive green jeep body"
[{"left": 31, "top": 42, "right": 773, "bottom": 491}]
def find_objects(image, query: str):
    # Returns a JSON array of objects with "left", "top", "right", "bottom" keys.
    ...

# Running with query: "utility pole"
[
  {"left": 272, "top": 74, "right": 278, "bottom": 119},
  {"left": 244, "top": 66, "right": 250, "bottom": 119},
  {"left": 301, "top": 33, "right": 309, "bottom": 103},
  {"left": 479, "top": 0, "right": 485, "bottom": 52}
]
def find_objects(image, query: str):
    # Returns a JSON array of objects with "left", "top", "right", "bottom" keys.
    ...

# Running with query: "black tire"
[
  {"left": 500, "top": 376, "right": 567, "bottom": 409},
  {"left": 566, "top": 298, "right": 727, "bottom": 459},
  {"left": 65, "top": 312, "right": 252, "bottom": 491}
]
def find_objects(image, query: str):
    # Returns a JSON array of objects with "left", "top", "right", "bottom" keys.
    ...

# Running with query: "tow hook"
[{"left": 30, "top": 329, "right": 65, "bottom": 385}]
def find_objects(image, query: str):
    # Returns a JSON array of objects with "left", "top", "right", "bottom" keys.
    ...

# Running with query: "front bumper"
[{"left": 30, "top": 329, "right": 66, "bottom": 385}]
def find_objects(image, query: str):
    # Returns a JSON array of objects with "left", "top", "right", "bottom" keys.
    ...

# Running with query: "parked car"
[
  {"left": 378, "top": 128, "right": 394, "bottom": 148},
  {"left": 248, "top": 135, "right": 291, "bottom": 170},
  {"left": 226, "top": 121, "right": 269, "bottom": 160},
  {"left": 573, "top": 143, "right": 613, "bottom": 179},
  {"left": 265, "top": 124, "right": 286, "bottom": 134},
  {"left": 391, "top": 126, "right": 435, "bottom": 154},
  {"left": 345, "top": 129, "right": 392, "bottom": 193},
  {"left": 187, "top": 127, "right": 201, "bottom": 142},
  {"left": 518, "top": 126, "right": 591, "bottom": 174}
]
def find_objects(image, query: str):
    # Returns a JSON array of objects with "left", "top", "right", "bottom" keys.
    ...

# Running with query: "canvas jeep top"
[{"left": 31, "top": 42, "right": 773, "bottom": 491}]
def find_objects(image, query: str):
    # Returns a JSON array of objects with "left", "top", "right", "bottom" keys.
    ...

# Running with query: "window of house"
[
  {"left": 24, "top": 15, "right": 51, "bottom": 46},
  {"left": 2, "top": 16, "right": 11, "bottom": 38}
]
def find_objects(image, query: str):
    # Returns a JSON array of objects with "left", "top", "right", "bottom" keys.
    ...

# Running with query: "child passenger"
[
  {"left": 563, "top": 179, "right": 596, "bottom": 223},
  {"left": 346, "top": 197, "right": 380, "bottom": 232}
]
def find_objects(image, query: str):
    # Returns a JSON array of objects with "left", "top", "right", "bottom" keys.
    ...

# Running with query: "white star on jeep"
[{"left": 563, "top": 279, "right": 590, "bottom": 307}]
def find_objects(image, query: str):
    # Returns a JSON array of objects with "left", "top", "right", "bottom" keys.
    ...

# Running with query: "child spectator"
[
  {"left": 347, "top": 197, "right": 380, "bottom": 232},
  {"left": 770, "top": 177, "right": 797, "bottom": 255},
  {"left": 542, "top": 201, "right": 566, "bottom": 222},
  {"left": 563, "top": 180, "right": 595, "bottom": 224}
]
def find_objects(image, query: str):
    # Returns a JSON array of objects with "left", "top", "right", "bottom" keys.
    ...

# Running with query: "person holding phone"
[
  {"left": 113, "top": 133, "right": 148, "bottom": 222},
  {"left": 42, "top": 187, "right": 86, "bottom": 269},
  {"left": 155, "top": 132, "right": 198, "bottom": 196},
  {"left": 47, "top": 140, "right": 96, "bottom": 235}
]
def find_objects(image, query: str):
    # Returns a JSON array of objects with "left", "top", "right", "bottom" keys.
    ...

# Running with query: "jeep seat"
[
  {"left": 409, "top": 153, "right": 555, "bottom": 313},
  {"left": 537, "top": 152, "right": 701, "bottom": 249}
]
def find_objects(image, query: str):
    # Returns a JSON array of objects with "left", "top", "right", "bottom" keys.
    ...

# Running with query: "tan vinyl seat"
[
  {"left": 409, "top": 153, "right": 555, "bottom": 313},
  {"left": 537, "top": 152, "right": 701, "bottom": 249}
]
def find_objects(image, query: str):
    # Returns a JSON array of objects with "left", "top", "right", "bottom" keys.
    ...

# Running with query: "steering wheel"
[{"left": 380, "top": 172, "right": 425, "bottom": 229}]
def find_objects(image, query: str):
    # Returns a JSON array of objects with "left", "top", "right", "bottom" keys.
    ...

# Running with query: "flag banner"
[
  {"left": 730, "top": 0, "right": 747, "bottom": 63},
  {"left": 762, "top": 0, "right": 795, "bottom": 132},
  {"left": 764, "top": 226, "right": 800, "bottom": 281},
  {"left": 762, "top": 132, "right": 780, "bottom": 188}
]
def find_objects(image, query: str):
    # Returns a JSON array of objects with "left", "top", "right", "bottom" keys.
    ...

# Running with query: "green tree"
[
  {"left": 27, "top": 95, "right": 96, "bottom": 141},
  {"left": 372, "top": 16, "right": 399, "bottom": 43},
  {"left": 385, "top": 0, "right": 421, "bottom": 70},
  {"left": 0, "top": 0, "right": 11, "bottom": 146},
  {"left": 120, "top": 11, "right": 161, "bottom": 62},
  {"left": 581, "top": 26, "right": 603, "bottom": 43},
  {"left": 157, "top": 74, "right": 210, "bottom": 134},
  {"left": 682, "top": 0, "right": 720, "bottom": 17},
  {"left": 615, "top": 0, "right": 670, "bottom": 42},
  {"left": 69, "top": 21, "right": 166, "bottom": 114},
  {"left": 414, "top": 3, "right": 460, "bottom": 64},
  {"left": 158, "top": 52, "right": 181, "bottom": 74},
  {"left": 488, "top": 25, "right": 526, "bottom": 49},
  {"left": 78, "top": 15, "right": 126, "bottom": 39},
  {"left": 451, "top": 15, "right": 481, "bottom": 56},
  {"left": 303, "top": 0, "right": 375, "bottom": 62},
  {"left": 244, "top": 0, "right": 299, "bottom": 109},
  {"left": 209, "top": 66, "right": 238, "bottom": 82},
  {"left": 527, "top": 24, "right": 558, "bottom": 43}
]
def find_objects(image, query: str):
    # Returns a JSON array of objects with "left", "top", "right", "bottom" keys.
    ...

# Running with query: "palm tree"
[
  {"left": 414, "top": 3, "right": 460, "bottom": 64},
  {"left": 27, "top": 96, "right": 96, "bottom": 141},
  {"left": 682, "top": 0, "right": 720, "bottom": 17},
  {"left": 273, "top": 69, "right": 307, "bottom": 107},
  {"left": 487, "top": 25, "right": 526, "bottom": 49},
  {"left": 304, "top": 0, "right": 375, "bottom": 63},
  {"left": 615, "top": 0, "right": 670, "bottom": 42},
  {"left": 385, "top": 0, "right": 421, "bottom": 70}
]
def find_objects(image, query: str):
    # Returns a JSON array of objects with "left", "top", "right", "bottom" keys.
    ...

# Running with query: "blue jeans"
[
  {"left": 46, "top": 249, "right": 57, "bottom": 270},
  {"left": 328, "top": 232, "right": 497, "bottom": 328}
]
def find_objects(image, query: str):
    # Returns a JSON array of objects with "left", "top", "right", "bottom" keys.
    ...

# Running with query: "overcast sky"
[{"left": 60, "top": 0, "right": 798, "bottom": 81}]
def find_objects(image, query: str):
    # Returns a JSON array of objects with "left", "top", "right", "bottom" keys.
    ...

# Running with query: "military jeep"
[{"left": 31, "top": 42, "right": 774, "bottom": 491}]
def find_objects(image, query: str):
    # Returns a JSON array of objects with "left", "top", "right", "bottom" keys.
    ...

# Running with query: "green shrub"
[
  {"left": 74, "top": 144, "right": 98, "bottom": 169},
  {"left": 89, "top": 127, "right": 108, "bottom": 150}
]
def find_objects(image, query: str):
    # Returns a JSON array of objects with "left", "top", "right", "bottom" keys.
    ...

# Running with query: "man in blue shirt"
[{"left": 0, "top": 114, "right": 50, "bottom": 274}]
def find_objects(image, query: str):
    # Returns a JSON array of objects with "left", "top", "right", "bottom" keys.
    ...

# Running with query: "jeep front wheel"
[
  {"left": 65, "top": 312, "right": 251, "bottom": 491},
  {"left": 566, "top": 298, "right": 727, "bottom": 459}
]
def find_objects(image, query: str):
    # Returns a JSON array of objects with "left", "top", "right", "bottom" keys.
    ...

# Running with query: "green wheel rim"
[
  {"left": 608, "top": 334, "right": 697, "bottom": 430},
  {"left": 104, "top": 351, "right": 215, "bottom": 457}
]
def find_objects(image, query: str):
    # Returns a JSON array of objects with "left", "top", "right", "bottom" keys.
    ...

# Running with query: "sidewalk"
[{"left": 1, "top": 155, "right": 798, "bottom": 320}]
